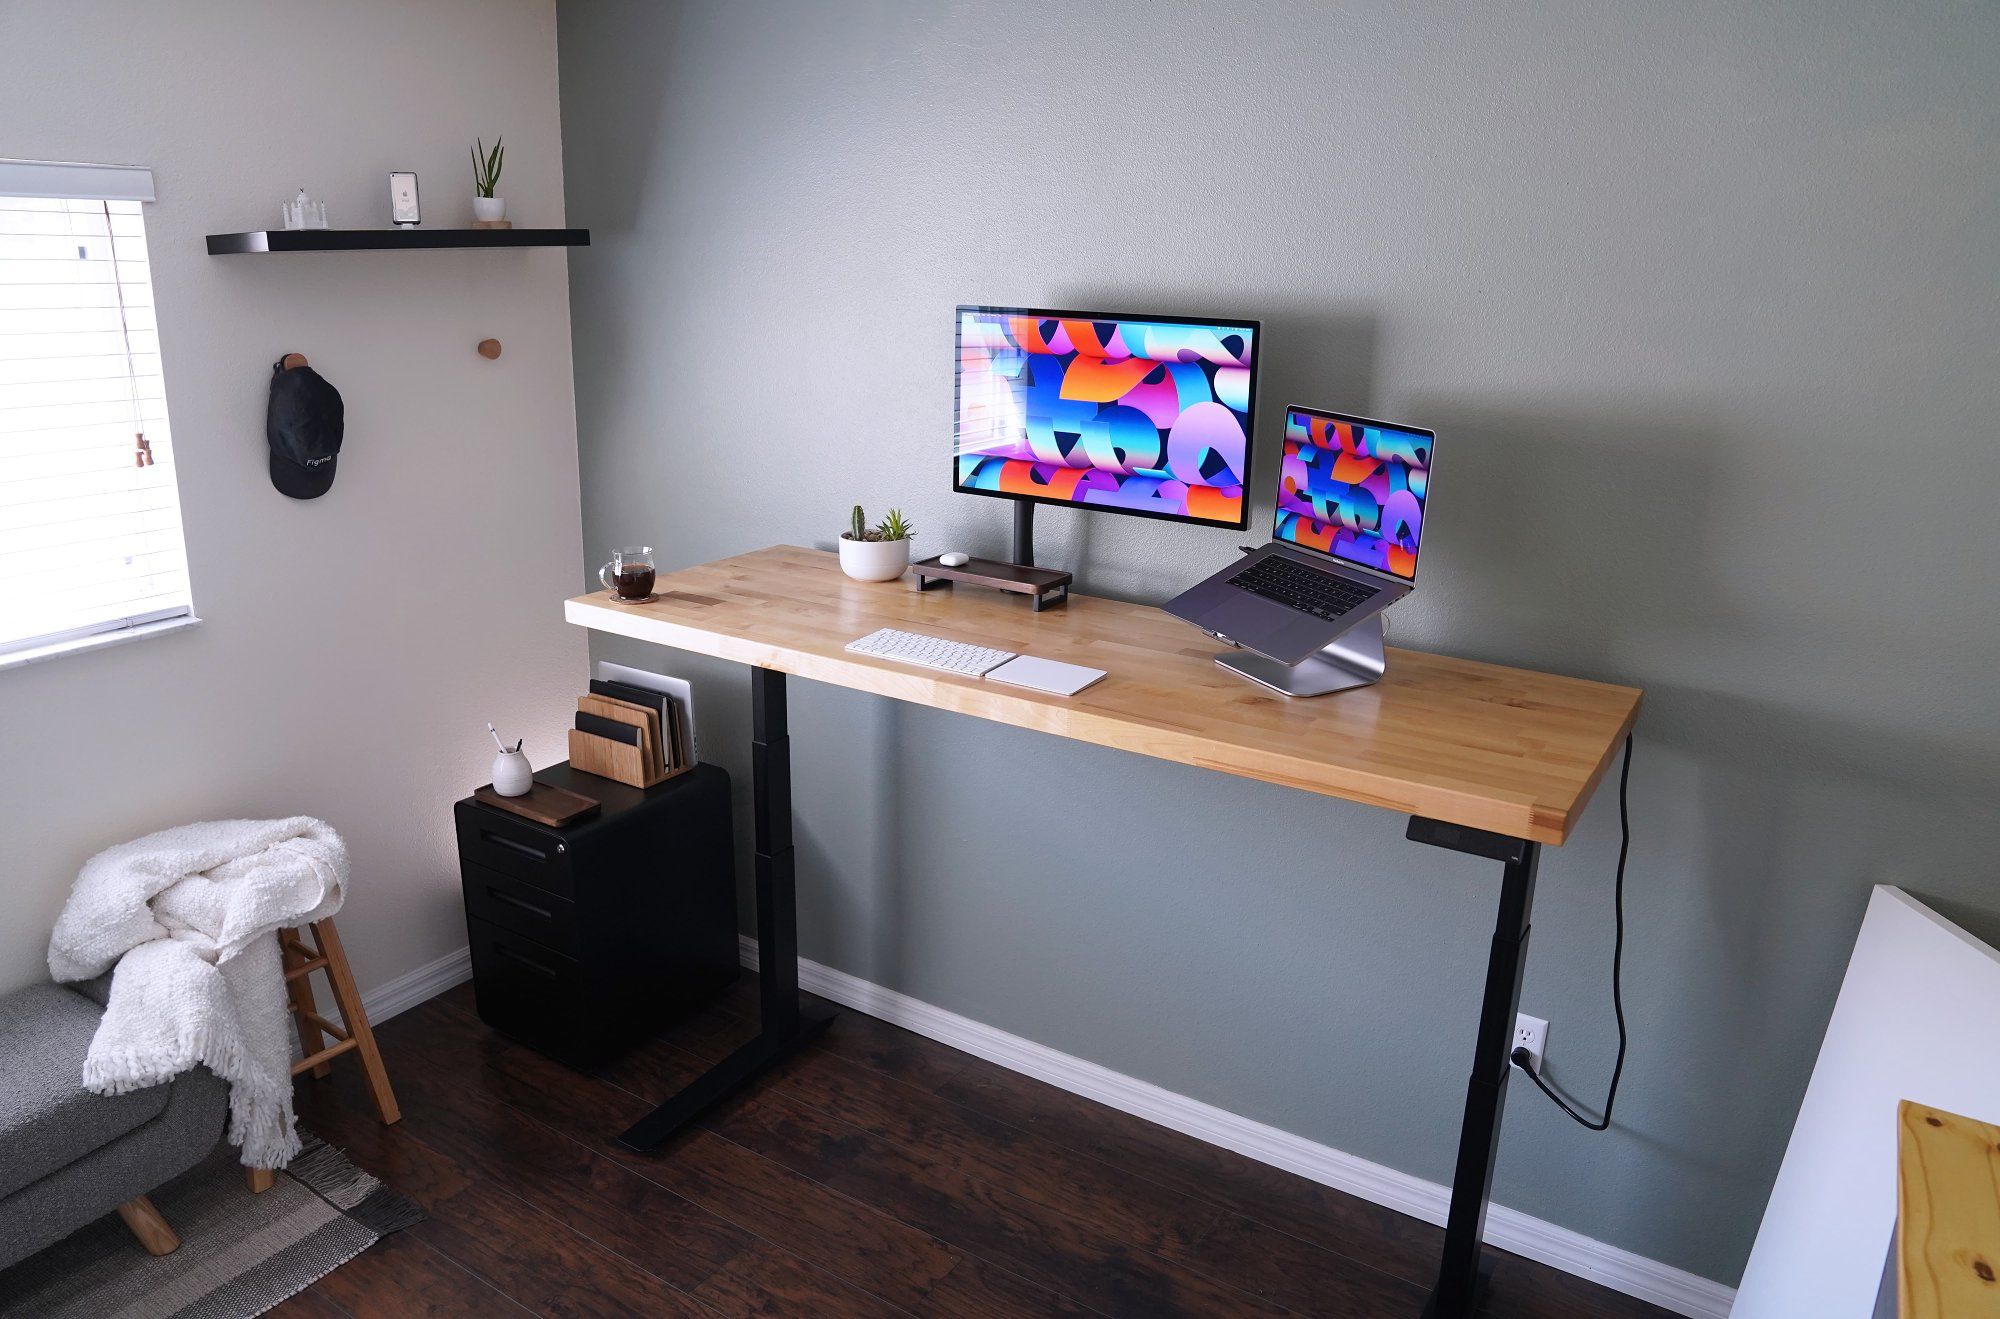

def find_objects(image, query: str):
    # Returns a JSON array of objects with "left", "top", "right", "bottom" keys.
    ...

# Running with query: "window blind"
[{"left": 1, "top": 166, "right": 192, "bottom": 658}]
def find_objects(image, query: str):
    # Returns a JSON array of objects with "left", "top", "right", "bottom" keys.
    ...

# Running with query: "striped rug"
[{"left": 0, "top": 1134, "right": 421, "bottom": 1318}]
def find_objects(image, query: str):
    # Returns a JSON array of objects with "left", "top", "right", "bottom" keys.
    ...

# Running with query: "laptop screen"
[{"left": 1273, "top": 407, "right": 1434, "bottom": 582}]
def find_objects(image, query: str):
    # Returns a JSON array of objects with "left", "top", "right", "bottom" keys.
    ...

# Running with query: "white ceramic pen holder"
[{"left": 491, "top": 748, "right": 533, "bottom": 797}]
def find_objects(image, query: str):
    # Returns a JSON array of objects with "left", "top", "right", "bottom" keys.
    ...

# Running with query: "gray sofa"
[{"left": 0, "top": 978, "right": 228, "bottom": 1269}]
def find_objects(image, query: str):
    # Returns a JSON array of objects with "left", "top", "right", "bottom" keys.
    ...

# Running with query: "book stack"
[{"left": 567, "top": 677, "right": 695, "bottom": 788}]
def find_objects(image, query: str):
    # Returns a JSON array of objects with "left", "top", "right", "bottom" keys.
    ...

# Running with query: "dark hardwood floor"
[{"left": 279, "top": 976, "right": 1673, "bottom": 1318}]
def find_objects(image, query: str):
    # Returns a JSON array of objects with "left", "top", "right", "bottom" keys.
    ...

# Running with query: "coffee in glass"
[{"left": 599, "top": 546, "right": 657, "bottom": 601}]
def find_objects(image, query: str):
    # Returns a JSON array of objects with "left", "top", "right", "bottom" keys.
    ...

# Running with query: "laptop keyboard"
[{"left": 1228, "top": 555, "right": 1381, "bottom": 622}]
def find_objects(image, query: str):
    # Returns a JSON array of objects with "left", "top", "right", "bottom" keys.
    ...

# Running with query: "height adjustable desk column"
[{"left": 567, "top": 545, "right": 1640, "bottom": 1319}]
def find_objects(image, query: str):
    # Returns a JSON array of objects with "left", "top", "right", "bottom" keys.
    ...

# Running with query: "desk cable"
[{"left": 1509, "top": 732, "right": 1632, "bottom": 1131}]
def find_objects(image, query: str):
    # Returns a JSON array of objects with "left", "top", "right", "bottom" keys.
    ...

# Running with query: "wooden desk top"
[{"left": 566, "top": 546, "right": 1641, "bottom": 845}]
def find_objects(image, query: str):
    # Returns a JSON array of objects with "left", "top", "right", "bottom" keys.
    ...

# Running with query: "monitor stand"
[
  {"left": 910, "top": 500, "right": 1071, "bottom": 610},
  {"left": 1215, "top": 614, "right": 1386, "bottom": 698}
]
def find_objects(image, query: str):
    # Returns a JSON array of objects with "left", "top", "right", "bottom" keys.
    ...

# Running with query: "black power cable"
[{"left": 1509, "top": 732, "right": 1632, "bottom": 1131}]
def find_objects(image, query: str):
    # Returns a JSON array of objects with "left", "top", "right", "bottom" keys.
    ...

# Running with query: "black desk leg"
[
  {"left": 617, "top": 666, "right": 835, "bottom": 1153},
  {"left": 1409, "top": 820, "right": 1541, "bottom": 1319}
]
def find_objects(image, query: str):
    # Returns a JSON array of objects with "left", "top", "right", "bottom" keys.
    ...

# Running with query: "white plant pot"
[
  {"left": 839, "top": 536, "right": 911, "bottom": 582},
  {"left": 473, "top": 196, "right": 507, "bottom": 223},
  {"left": 491, "top": 749, "right": 533, "bottom": 796}
]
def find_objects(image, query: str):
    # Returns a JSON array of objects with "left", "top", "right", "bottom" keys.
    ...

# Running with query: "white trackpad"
[{"left": 986, "top": 655, "right": 1107, "bottom": 697}]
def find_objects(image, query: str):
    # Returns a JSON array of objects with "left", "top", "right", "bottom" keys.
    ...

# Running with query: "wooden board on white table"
[{"left": 1734, "top": 886, "right": 2000, "bottom": 1318}]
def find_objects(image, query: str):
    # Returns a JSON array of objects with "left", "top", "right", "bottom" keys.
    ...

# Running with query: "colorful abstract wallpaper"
[
  {"left": 953, "top": 309, "right": 1256, "bottom": 526},
  {"left": 1274, "top": 409, "right": 1432, "bottom": 580}
]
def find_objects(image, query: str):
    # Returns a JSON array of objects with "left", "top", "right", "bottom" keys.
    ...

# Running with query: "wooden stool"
[
  {"left": 280, "top": 918, "right": 400, "bottom": 1125},
  {"left": 237, "top": 919, "right": 399, "bottom": 1198}
]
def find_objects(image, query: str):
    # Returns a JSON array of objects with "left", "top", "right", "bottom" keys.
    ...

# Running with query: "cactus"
[{"left": 845, "top": 504, "right": 913, "bottom": 541}]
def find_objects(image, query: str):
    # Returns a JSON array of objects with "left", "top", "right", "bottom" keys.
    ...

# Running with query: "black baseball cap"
[{"left": 267, "top": 358, "right": 344, "bottom": 499}]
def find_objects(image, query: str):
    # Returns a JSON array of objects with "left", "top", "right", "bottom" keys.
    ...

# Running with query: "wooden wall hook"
[
  {"left": 477, "top": 339, "right": 502, "bottom": 360},
  {"left": 279, "top": 352, "right": 309, "bottom": 370}
]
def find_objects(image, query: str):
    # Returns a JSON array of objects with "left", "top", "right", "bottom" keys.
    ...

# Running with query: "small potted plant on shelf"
[
  {"left": 471, "top": 137, "right": 505, "bottom": 224},
  {"left": 839, "top": 505, "right": 915, "bottom": 581}
]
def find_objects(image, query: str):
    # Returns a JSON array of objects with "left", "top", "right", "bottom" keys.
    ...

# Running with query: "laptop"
[{"left": 1165, "top": 405, "right": 1435, "bottom": 668}]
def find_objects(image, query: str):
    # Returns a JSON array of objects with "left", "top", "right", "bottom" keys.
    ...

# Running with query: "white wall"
[{"left": 0, "top": 0, "right": 584, "bottom": 997}]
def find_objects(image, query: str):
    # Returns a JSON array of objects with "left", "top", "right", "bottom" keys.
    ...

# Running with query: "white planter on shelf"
[
  {"left": 839, "top": 536, "right": 911, "bottom": 582},
  {"left": 472, "top": 196, "right": 506, "bottom": 223}
]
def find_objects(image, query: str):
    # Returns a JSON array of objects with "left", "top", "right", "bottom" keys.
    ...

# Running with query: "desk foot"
[
  {"left": 1418, "top": 1252, "right": 1497, "bottom": 1318},
  {"left": 616, "top": 999, "right": 835, "bottom": 1152}
]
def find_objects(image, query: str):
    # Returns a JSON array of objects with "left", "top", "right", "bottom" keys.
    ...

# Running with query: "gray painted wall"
[{"left": 556, "top": 0, "right": 1999, "bottom": 1284}]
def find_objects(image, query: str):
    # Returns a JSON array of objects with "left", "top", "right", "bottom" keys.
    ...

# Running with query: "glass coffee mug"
[{"left": 599, "top": 546, "right": 657, "bottom": 601}]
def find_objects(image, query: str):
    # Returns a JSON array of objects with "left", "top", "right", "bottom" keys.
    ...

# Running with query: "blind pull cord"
[{"left": 99, "top": 201, "right": 150, "bottom": 469}]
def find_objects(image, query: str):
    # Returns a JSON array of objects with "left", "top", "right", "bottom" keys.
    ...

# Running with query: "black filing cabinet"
[{"left": 454, "top": 762, "right": 738, "bottom": 1069}]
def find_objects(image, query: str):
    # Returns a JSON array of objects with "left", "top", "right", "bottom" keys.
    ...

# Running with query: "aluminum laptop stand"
[{"left": 1215, "top": 613, "right": 1386, "bottom": 697}]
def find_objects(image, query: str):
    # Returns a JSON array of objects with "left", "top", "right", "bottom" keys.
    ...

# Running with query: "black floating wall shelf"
[{"left": 205, "top": 228, "right": 590, "bottom": 255}]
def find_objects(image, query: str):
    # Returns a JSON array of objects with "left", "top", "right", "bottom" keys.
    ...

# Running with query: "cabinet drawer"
[
  {"left": 454, "top": 805, "right": 571, "bottom": 898},
  {"left": 464, "top": 918, "right": 596, "bottom": 1063},
  {"left": 462, "top": 863, "right": 578, "bottom": 952}
]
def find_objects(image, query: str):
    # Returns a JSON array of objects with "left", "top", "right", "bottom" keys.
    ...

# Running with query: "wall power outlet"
[{"left": 1512, "top": 1014, "right": 1549, "bottom": 1072}]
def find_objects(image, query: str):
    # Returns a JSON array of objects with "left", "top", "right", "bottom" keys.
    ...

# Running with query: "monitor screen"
[
  {"left": 953, "top": 305, "right": 1260, "bottom": 529},
  {"left": 1273, "top": 407, "right": 1434, "bottom": 581}
]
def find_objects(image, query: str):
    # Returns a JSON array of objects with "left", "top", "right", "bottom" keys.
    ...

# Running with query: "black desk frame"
[
  {"left": 618, "top": 666, "right": 1548, "bottom": 1319},
  {"left": 614, "top": 668, "right": 834, "bottom": 1152},
  {"left": 1409, "top": 818, "right": 1541, "bottom": 1317}
]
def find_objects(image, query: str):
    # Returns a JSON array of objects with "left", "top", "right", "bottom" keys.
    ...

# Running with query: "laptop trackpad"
[{"left": 1207, "top": 594, "right": 1282, "bottom": 641}]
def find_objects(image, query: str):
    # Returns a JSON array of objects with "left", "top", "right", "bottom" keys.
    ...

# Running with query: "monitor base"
[{"left": 1215, "top": 614, "right": 1386, "bottom": 697}]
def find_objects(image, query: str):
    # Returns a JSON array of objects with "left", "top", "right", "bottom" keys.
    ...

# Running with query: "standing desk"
[{"left": 566, "top": 544, "right": 1642, "bottom": 1318}]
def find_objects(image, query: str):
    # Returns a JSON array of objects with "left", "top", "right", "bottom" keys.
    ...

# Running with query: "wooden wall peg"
[
  {"left": 279, "top": 353, "right": 309, "bottom": 370},
  {"left": 476, "top": 338, "right": 502, "bottom": 360}
]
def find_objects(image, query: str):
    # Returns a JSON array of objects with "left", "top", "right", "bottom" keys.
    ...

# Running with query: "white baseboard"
[
  {"left": 359, "top": 943, "right": 472, "bottom": 1025},
  {"left": 741, "top": 936, "right": 1734, "bottom": 1319}
]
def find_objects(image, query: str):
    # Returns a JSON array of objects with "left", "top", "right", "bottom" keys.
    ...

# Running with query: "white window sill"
[{"left": 0, "top": 614, "right": 202, "bottom": 673}]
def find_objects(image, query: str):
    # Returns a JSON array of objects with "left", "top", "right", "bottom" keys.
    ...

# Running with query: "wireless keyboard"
[{"left": 844, "top": 628, "right": 1018, "bottom": 677}]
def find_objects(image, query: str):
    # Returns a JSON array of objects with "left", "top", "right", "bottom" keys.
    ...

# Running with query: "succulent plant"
[
  {"left": 844, "top": 505, "right": 912, "bottom": 542},
  {"left": 471, "top": 137, "right": 505, "bottom": 198}
]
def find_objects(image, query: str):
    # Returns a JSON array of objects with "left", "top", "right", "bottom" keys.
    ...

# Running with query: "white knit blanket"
[{"left": 47, "top": 817, "right": 348, "bottom": 1169}]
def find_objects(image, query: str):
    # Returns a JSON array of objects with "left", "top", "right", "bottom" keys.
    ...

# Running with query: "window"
[{"left": 0, "top": 159, "right": 193, "bottom": 663}]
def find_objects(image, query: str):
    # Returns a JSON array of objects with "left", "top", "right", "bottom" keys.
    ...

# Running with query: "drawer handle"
[
  {"left": 487, "top": 887, "right": 554, "bottom": 921},
  {"left": 481, "top": 831, "right": 549, "bottom": 863},
  {"left": 493, "top": 943, "right": 560, "bottom": 980}
]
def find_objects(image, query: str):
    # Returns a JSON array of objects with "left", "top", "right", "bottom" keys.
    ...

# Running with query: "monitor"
[
  {"left": 1273, "top": 406, "right": 1434, "bottom": 581},
  {"left": 953, "top": 305, "right": 1260, "bottom": 530}
]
